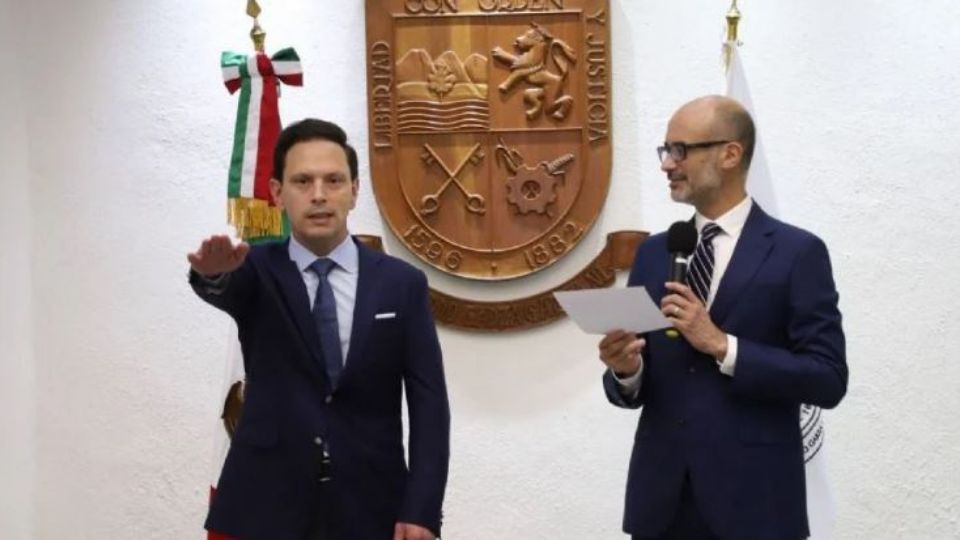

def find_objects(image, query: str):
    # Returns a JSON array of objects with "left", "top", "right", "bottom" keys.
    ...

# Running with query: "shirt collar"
[
  {"left": 287, "top": 234, "right": 359, "bottom": 275},
  {"left": 695, "top": 196, "right": 752, "bottom": 237}
]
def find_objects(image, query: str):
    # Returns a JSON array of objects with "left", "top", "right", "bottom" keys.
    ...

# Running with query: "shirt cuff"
[
  {"left": 189, "top": 270, "right": 230, "bottom": 294},
  {"left": 717, "top": 335, "right": 737, "bottom": 376},
  {"left": 611, "top": 357, "right": 644, "bottom": 398}
]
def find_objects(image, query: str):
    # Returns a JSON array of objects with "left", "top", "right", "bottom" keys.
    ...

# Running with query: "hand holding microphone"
[
  {"left": 665, "top": 221, "right": 697, "bottom": 338},
  {"left": 661, "top": 222, "right": 729, "bottom": 357}
]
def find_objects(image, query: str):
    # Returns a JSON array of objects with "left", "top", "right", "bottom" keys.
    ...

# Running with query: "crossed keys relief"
[
  {"left": 416, "top": 140, "right": 575, "bottom": 218},
  {"left": 419, "top": 143, "right": 487, "bottom": 216}
]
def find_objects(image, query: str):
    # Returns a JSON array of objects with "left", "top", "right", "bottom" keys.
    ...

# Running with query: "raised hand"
[{"left": 187, "top": 235, "right": 250, "bottom": 277}]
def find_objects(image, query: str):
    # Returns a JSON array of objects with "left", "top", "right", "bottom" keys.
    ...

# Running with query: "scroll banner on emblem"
[
  {"left": 352, "top": 232, "right": 645, "bottom": 331},
  {"left": 430, "top": 231, "right": 646, "bottom": 331}
]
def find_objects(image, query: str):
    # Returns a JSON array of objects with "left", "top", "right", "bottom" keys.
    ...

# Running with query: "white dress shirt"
[
  {"left": 288, "top": 234, "right": 359, "bottom": 364},
  {"left": 615, "top": 197, "right": 753, "bottom": 392}
]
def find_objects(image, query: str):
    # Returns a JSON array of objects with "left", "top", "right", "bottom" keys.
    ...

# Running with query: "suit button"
[
  {"left": 688, "top": 366, "right": 696, "bottom": 373},
  {"left": 678, "top": 419, "right": 686, "bottom": 427},
  {"left": 324, "top": 395, "right": 333, "bottom": 404},
  {"left": 313, "top": 436, "right": 323, "bottom": 446}
]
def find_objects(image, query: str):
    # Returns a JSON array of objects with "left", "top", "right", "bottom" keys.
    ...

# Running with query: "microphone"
[{"left": 665, "top": 221, "right": 697, "bottom": 338}]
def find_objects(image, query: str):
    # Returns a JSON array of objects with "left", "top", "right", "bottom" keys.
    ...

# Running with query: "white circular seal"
[{"left": 800, "top": 404, "right": 825, "bottom": 463}]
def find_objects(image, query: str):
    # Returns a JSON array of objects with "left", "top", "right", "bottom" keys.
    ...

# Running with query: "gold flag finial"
[
  {"left": 247, "top": 0, "right": 266, "bottom": 52},
  {"left": 725, "top": 0, "right": 741, "bottom": 43},
  {"left": 723, "top": 0, "right": 742, "bottom": 72}
]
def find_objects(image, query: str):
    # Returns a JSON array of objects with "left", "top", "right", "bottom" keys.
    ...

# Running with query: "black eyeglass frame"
[{"left": 656, "top": 140, "right": 731, "bottom": 163}]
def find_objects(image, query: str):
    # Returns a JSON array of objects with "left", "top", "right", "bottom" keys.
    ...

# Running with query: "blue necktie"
[
  {"left": 309, "top": 258, "right": 343, "bottom": 387},
  {"left": 686, "top": 222, "right": 722, "bottom": 305}
]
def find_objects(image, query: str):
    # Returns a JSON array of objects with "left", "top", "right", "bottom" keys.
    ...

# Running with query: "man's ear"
[
  {"left": 720, "top": 142, "right": 745, "bottom": 171},
  {"left": 269, "top": 178, "right": 283, "bottom": 209}
]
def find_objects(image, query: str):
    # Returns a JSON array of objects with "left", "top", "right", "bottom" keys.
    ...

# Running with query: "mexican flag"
[
  {"left": 208, "top": 45, "right": 301, "bottom": 539},
  {"left": 220, "top": 47, "right": 301, "bottom": 241}
]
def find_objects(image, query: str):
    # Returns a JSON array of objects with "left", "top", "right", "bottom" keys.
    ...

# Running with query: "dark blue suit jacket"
[
  {"left": 191, "top": 238, "right": 450, "bottom": 540},
  {"left": 603, "top": 205, "right": 847, "bottom": 540}
]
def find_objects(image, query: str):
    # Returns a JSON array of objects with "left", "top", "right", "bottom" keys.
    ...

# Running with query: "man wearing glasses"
[{"left": 597, "top": 96, "right": 847, "bottom": 540}]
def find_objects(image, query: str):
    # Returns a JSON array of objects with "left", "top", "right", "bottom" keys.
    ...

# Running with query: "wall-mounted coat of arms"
[
  {"left": 366, "top": 0, "right": 612, "bottom": 278},
  {"left": 366, "top": 0, "right": 638, "bottom": 330}
]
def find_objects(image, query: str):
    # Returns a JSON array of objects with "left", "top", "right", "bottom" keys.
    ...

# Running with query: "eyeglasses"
[{"left": 656, "top": 140, "right": 731, "bottom": 163}]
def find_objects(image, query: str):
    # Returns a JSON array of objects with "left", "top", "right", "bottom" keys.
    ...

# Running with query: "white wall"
[
  {"left": 5, "top": 0, "right": 960, "bottom": 538},
  {"left": 0, "top": 1, "right": 35, "bottom": 538}
]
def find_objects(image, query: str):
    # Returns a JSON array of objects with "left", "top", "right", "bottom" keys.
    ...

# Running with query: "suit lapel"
[
  {"left": 341, "top": 240, "right": 383, "bottom": 383},
  {"left": 709, "top": 204, "right": 775, "bottom": 326},
  {"left": 262, "top": 242, "right": 327, "bottom": 382}
]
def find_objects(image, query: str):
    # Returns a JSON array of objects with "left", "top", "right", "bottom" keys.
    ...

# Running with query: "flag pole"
[
  {"left": 723, "top": 0, "right": 741, "bottom": 73},
  {"left": 248, "top": 0, "right": 266, "bottom": 52}
]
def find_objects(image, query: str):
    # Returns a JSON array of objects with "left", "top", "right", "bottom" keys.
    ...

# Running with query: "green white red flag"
[
  {"left": 221, "top": 47, "right": 302, "bottom": 240},
  {"left": 208, "top": 44, "right": 301, "bottom": 540}
]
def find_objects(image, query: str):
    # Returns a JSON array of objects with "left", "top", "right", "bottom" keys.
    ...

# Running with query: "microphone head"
[{"left": 667, "top": 221, "right": 697, "bottom": 255}]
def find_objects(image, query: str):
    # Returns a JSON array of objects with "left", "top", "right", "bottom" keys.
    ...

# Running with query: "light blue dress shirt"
[{"left": 287, "top": 234, "right": 359, "bottom": 364}]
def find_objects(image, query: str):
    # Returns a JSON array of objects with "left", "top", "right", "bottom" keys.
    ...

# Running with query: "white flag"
[
  {"left": 723, "top": 45, "right": 778, "bottom": 215},
  {"left": 724, "top": 43, "right": 835, "bottom": 540}
]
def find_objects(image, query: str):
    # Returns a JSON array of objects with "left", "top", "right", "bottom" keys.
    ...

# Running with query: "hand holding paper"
[{"left": 598, "top": 330, "right": 645, "bottom": 378}]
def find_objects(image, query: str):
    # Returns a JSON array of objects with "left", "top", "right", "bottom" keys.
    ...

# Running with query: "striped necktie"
[
  {"left": 686, "top": 222, "right": 722, "bottom": 305},
  {"left": 309, "top": 258, "right": 343, "bottom": 387}
]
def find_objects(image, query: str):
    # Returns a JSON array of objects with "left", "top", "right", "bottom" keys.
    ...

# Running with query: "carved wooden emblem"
[{"left": 366, "top": 0, "right": 612, "bottom": 280}]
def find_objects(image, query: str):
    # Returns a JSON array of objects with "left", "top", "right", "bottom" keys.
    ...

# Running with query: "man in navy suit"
[
  {"left": 598, "top": 96, "right": 847, "bottom": 540},
  {"left": 188, "top": 119, "right": 450, "bottom": 540}
]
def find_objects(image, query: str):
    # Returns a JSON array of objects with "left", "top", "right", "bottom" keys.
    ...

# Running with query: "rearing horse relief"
[{"left": 492, "top": 23, "right": 577, "bottom": 121}]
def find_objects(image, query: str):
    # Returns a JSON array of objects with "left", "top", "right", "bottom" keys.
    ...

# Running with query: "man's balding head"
[
  {"left": 661, "top": 96, "right": 755, "bottom": 217},
  {"left": 675, "top": 95, "right": 756, "bottom": 171}
]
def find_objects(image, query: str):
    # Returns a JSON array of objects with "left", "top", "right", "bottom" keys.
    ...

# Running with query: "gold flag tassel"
[
  {"left": 225, "top": 0, "right": 285, "bottom": 241},
  {"left": 228, "top": 197, "right": 285, "bottom": 240}
]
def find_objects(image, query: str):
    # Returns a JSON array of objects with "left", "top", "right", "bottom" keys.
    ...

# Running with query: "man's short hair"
[
  {"left": 272, "top": 118, "right": 359, "bottom": 181},
  {"left": 717, "top": 104, "right": 756, "bottom": 171}
]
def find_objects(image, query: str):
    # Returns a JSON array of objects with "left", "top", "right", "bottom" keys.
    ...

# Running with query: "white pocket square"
[{"left": 374, "top": 312, "right": 397, "bottom": 320}]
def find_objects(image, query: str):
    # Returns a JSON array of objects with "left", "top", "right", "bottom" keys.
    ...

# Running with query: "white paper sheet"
[{"left": 554, "top": 286, "right": 671, "bottom": 335}]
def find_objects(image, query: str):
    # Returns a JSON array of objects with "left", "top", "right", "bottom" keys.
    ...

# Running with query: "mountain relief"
[{"left": 396, "top": 49, "right": 490, "bottom": 132}]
